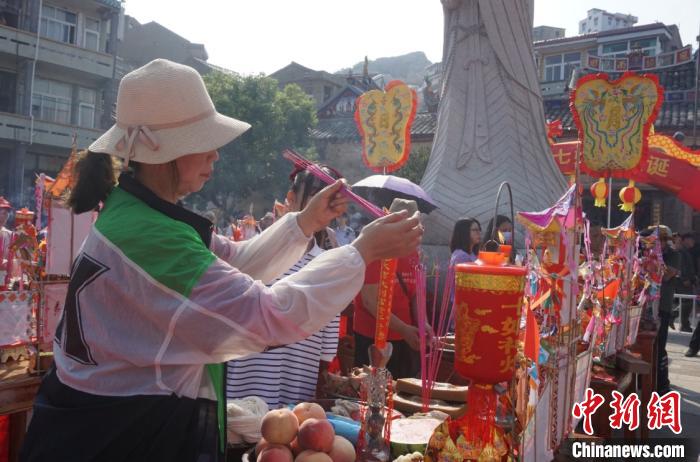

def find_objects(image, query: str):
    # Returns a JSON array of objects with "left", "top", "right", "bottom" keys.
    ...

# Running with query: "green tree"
[
  {"left": 394, "top": 144, "right": 431, "bottom": 184},
  {"left": 192, "top": 71, "right": 317, "bottom": 217}
]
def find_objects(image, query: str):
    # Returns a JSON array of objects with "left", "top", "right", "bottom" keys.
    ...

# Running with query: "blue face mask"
[{"left": 501, "top": 231, "right": 513, "bottom": 244}]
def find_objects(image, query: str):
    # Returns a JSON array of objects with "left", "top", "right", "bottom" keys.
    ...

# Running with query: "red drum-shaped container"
[{"left": 453, "top": 251, "right": 527, "bottom": 383}]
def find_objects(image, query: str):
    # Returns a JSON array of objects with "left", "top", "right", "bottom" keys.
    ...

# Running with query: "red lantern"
[
  {"left": 619, "top": 180, "right": 641, "bottom": 212},
  {"left": 590, "top": 178, "right": 608, "bottom": 208},
  {"left": 453, "top": 251, "right": 527, "bottom": 451}
]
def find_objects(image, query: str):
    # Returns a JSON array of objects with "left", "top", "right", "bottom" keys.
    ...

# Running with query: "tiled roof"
[
  {"left": 544, "top": 100, "right": 699, "bottom": 132},
  {"left": 312, "top": 59, "right": 698, "bottom": 141},
  {"left": 313, "top": 99, "right": 697, "bottom": 142},
  {"left": 533, "top": 23, "right": 676, "bottom": 48},
  {"left": 312, "top": 112, "right": 437, "bottom": 142},
  {"left": 545, "top": 62, "right": 699, "bottom": 132}
]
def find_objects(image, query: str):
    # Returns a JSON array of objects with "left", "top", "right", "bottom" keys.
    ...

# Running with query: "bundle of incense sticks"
[
  {"left": 282, "top": 149, "right": 385, "bottom": 218},
  {"left": 420, "top": 263, "right": 457, "bottom": 411},
  {"left": 416, "top": 262, "right": 428, "bottom": 410}
]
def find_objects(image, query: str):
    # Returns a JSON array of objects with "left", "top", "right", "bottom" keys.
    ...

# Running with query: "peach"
[
  {"left": 293, "top": 402, "right": 326, "bottom": 424},
  {"left": 260, "top": 409, "right": 299, "bottom": 445},
  {"left": 290, "top": 438, "right": 303, "bottom": 457},
  {"left": 255, "top": 438, "right": 270, "bottom": 457},
  {"left": 327, "top": 436, "right": 355, "bottom": 462},
  {"left": 258, "top": 444, "right": 294, "bottom": 462},
  {"left": 295, "top": 450, "right": 333, "bottom": 462},
  {"left": 297, "top": 418, "right": 335, "bottom": 453}
]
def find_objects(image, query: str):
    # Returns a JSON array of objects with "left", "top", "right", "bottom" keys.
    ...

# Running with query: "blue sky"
[{"left": 125, "top": 0, "right": 699, "bottom": 75}]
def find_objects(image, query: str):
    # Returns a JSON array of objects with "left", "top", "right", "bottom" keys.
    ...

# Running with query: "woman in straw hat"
[{"left": 21, "top": 59, "right": 422, "bottom": 461}]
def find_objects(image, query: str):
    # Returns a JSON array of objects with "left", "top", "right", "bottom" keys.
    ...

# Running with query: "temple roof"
[{"left": 311, "top": 112, "right": 437, "bottom": 142}]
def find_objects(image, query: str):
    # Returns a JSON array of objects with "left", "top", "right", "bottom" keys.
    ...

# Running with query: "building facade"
[
  {"left": 269, "top": 62, "right": 345, "bottom": 109},
  {"left": 534, "top": 22, "right": 698, "bottom": 231},
  {"left": 533, "top": 25, "right": 565, "bottom": 42},
  {"left": 578, "top": 8, "right": 637, "bottom": 35},
  {"left": 0, "top": 1, "right": 223, "bottom": 209},
  {"left": 0, "top": 0, "right": 121, "bottom": 207}
]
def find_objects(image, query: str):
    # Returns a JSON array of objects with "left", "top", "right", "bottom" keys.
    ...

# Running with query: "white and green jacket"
[{"left": 23, "top": 174, "right": 365, "bottom": 461}]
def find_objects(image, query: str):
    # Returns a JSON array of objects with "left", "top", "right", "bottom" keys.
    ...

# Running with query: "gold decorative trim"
[{"left": 456, "top": 272, "right": 525, "bottom": 293}]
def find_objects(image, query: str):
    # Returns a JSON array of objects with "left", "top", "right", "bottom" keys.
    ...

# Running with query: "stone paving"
[{"left": 656, "top": 328, "right": 700, "bottom": 460}]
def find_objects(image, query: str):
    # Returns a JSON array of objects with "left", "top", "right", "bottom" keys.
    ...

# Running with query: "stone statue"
[{"left": 421, "top": 0, "right": 567, "bottom": 245}]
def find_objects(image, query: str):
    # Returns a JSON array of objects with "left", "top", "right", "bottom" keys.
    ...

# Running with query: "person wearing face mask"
[
  {"left": 20, "top": 59, "right": 423, "bottom": 462},
  {"left": 225, "top": 165, "right": 345, "bottom": 409},
  {"left": 484, "top": 214, "right": 513, "bottom": 246}
]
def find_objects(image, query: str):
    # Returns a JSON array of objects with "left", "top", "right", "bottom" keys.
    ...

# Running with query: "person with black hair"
[
  {"left": 655, "top": 226, "right": 681, "bottom": 394},
  {"left": 484, "top": 214, "right": 513, "bottom": 245},
  {"left": 678, "top": 233, "right": 697, "bottom": 332},
  {"left": 20, "top": 59, "right": 423, "bottom": 461},
  {"left": 226, "top": 166, "right": 344, "bottom": 408},
  {"left": 449, "top": 217, "right": 482, "bottom": 266}
]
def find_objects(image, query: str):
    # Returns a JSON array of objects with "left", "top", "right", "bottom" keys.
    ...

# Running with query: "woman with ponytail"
[{"left": 21, "top": 59, "right": 423, "bottom": 461}]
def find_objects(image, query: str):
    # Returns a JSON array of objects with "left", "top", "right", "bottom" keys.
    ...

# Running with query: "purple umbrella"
[{"left": 352, "top": 175, "right": 438, "bottom": 214}]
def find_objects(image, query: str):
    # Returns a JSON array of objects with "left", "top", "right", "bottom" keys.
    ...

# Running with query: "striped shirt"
[{"left": 226, "top": 243, "right": 340, "bottom": 408}]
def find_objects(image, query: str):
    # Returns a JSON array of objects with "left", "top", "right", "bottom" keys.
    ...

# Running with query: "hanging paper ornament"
[
  {"left": 452, "top": 251, "right": 527, "bottom": 456},
  {"left": 571, "top": 72, "right": 663, "bottom": 178},
  {"left": 354, "top": 80, "right": 417, "bottom": 173},
  {"left": 619, "top": 180, "right": 641, "bottom": 212},
  {"left": 590, "top": 178, "right": 608, "bottom": 208}
]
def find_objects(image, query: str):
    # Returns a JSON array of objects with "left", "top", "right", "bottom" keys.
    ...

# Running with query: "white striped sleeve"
[{"left": 319, "top": 315, "right": 340, "bottom": 362}]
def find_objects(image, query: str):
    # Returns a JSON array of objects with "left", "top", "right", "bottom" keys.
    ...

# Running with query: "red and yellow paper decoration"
[
  {"left": 374, "top": 258, "right": 397, "bottom": 349},
  {"left": 590, "top": 178, "right": 608, "bottom": 208},
  {"left": 571, "top": 72, "right": 663, "bottom": 178},
  {"left": 354, "top": 80, "right": 417, "bottom": 173},
  {"left": 619, "top": 180, "right": 642, "bottom": 212},
  {"left": 452, "top": 253, "right": 527, "bottom": 452}
]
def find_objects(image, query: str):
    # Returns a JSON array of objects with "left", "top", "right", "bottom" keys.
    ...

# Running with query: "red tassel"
[{"left": 461, "top": 383, "right": 498, "bottom": 445}]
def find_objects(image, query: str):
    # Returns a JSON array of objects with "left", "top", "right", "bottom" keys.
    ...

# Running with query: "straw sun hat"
[{"left": 89, "top": 59, "right": 251, "bottom": 164}]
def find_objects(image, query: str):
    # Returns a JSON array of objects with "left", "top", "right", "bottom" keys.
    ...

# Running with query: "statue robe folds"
[{"left": 421, "top": 0, "right": 567, "bottom": 245}]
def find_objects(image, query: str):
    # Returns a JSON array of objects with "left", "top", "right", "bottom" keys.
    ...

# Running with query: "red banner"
[
  {"left": 550, "top": 141, "right": 700, "bottom": 211},
  {"left": 374, "top": 258, "right": 397, "bottom": 349}
]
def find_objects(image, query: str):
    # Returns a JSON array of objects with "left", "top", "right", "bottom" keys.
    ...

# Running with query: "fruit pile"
[{"left": 256, "top": 403, "right": 356, "bottom": 462}]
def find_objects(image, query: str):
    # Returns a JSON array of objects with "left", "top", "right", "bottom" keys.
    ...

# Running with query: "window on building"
[
  {"left": 544, "top": 55, "right": 563, "bottom": 82},
  {"left": 0, "top": 71, "right": 16, "bottom": 113},
  {"left": 84, "top": 17, "right": 101, "bottom": 51},
  {"left": 40, "top": 4, "right": 77, "bottom": 44},
  {"left": 0, "top": 10, "right": 19, "bottom": 28},
  {"left": 563, "top": 52, "right": 581, "bottom": 81},
  {"left": 323, "top": 85, "right": 333, "bottom": 101},
  {"left": 78, "top": 87, "right": 96, "bottom": 128},
  {"left": 31, "top": 77, "right": 71, "bottom": 124},
  {"left": 594, "top": 17, "right": 598, "bottom": 25},
  {"left": 630, "top": 38, "right": 657, "bottom": 56},
  {"left": 602, "top": 42, "right": 628, "bottom": 56}
]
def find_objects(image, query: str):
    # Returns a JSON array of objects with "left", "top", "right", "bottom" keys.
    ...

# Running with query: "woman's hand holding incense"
[
  {"left": 297, "top": 180, "right": 349, "bottom": 236},
  {"left": 352, "top": 211, "right": 423, "bottom": 264}
]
